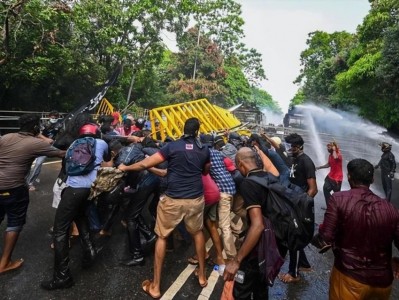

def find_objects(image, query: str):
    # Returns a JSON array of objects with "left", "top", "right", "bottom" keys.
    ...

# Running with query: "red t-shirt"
[
  {"left": 202, "top": 174, "right": 220, "bottom": 205},
  {"left": 328, "top": 152, "right": 343, "bottom": 182}
]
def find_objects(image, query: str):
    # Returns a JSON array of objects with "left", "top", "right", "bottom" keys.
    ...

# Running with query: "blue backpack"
[{"left": 65, "top": 137, "right": 97, "bottom": 176}]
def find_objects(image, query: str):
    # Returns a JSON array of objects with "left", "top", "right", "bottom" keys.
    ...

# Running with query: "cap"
[
  {"left": 270, "top": 136, "right": 281, "bottom": 145},
  {"left": 214, "top": 135, "right": 225, "bottom": 146}
]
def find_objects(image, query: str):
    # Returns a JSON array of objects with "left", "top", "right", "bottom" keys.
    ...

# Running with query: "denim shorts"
[{"left": 0, "top": 185, "right": 30, "bottom": 229}]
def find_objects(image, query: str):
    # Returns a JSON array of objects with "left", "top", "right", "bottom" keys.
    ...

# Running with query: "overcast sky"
[{"left": 239, "top": 0, "right": 371, "bottom": 113}]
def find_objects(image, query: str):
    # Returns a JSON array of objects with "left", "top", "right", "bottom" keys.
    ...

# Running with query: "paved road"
[{"left": 2, "top": 132, "right": 399, "bottom": 299}]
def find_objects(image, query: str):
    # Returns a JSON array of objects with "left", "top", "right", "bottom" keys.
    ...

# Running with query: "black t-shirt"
[
  {"left": 288, "top": 152, "right": 316, "bottom": 192},
  {"left": 159, "top": 136, "right": 210, "bottom": 199},
  {"left": 240, "top": 170, "right": 269, "bottom": 217}
]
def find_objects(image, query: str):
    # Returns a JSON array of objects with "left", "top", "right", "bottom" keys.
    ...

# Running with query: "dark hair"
[
  {"left": 347, "top": 158, "right": 374, "bottom": 186},
  {"left": 285, "top": 133, "right": 304, "bottom": 147},
  {"left": 49, "top": 110, "right": 59, "bottom": 117},
  {"left": 53, "top": 112, "right": 94, "bottom": 150},
  {"left": 108, "top": 140, "right": 123, "bottom": 152},
  {"left": 123, "top": 118, "right": 132, "bottom": 126},
  {"left": 200, "top": 134, "right": 214, "bottom": 147},
  {"left": 98, "top": 114, "right": 114, "bottom": 125},
  {"left": 183, "top": 118, "right": 200, "bottom": 136},
  {"left": 19, "top": 114, "right": 40, "bottom": 132}
]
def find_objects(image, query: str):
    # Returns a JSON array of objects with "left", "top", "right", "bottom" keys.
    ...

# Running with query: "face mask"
[{"left": 49, "top": 118, "right": 58, "bottom": 124}]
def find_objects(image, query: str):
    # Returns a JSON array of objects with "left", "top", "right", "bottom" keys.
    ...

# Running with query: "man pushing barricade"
[
  {"left": 118, "top": 117, "right": 210, "bottom": 299},
  {"left": 0, "top": 114, "right": 65, "bottom": 274}
]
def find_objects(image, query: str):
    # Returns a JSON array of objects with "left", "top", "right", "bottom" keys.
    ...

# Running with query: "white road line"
[
  {"left": 161, "top": 236, "right": 218, "bottom": 300},
  {"left": 161, "top": 264, "right": 197, "bottom": 300},
  {"left": 198, "top": 270, "right": 219, "bottom": 300}
]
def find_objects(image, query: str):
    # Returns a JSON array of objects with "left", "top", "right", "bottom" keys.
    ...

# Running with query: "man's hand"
[
  {"left": 389, "top": 172, "right": 395, "bottom": 179},
  {"left": 223, "top": 259, "right": 240, "bottom": 282},
  {"left": 118, "top": 164, "right": 127, "bottom": 172}
]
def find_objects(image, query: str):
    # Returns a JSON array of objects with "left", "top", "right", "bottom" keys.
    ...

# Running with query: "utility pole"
[{"left": 192, "top": 26, "right": 201, "bottom": 80}]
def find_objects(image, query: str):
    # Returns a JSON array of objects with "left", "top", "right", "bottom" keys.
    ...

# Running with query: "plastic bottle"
[{"left": 214, "top": 264, "right": 245, "bottom": 284}]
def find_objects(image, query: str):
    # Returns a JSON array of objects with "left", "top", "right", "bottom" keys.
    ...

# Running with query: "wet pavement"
[{"left": 2, "top": 130, "right": 399, "bottom": 299}]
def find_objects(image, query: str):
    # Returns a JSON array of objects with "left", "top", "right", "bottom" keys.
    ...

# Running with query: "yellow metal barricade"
[
  {"left": 149, "top": 98, "right": 249, "bottom": 141},
  {"left": 96, "top": 98, "right": 114, "bottom": 116}
]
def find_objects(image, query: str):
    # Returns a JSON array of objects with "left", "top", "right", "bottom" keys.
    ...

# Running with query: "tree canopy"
[
  {"left": 292, "top": 0, "right": 399, "bottom": 132},
  {"left": 0, "top": 0, "right": 279, "bottom": 116}
]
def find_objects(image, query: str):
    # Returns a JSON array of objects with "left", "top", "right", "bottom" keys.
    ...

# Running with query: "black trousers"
[
  {"left": 278, "top": 245, "right": 310, "bottom": 278},
  {"left": 53, "top": 187, "right": 93, "bottom": 280},
  {"left": 323, "top": 176, "right": 342, "bottom": 206},
  {"left": 381, "top": 171, "right": 393, "bottom": 201},
  {"left": 233, "top": 257, "right": 268, "bottom": 300},
  {"left": 124, "top": 186, "right": 156, "bottom": 256}
]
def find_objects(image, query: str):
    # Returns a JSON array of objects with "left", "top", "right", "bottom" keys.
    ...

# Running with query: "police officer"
[{"left": 375, "top": 142, "right": 396, "bottom": 201}]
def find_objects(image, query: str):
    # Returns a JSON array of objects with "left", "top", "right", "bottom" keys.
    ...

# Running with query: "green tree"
[{"left": 249, "top": 87, "right": 282, "bottom": 114}]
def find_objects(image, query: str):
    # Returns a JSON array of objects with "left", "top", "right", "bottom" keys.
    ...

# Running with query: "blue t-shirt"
[
  {"left": 67, "top": 139, "right": 109, "bottom": 188},
  {"left": 159, "top": 137, "right": 210, "bottom": 199}
]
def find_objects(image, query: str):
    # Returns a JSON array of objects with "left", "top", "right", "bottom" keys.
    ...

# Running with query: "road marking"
[
  {"left": 161, "top": 264, "right": 197, "bottom": 300},
  {"left": 198, "top": 270, "right": 219, "bottom": 300},
  {"left": 161, "top": 235, "right": 220, "bottom": 300}
]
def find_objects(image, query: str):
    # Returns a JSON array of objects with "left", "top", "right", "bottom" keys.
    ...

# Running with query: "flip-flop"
[
  {"left": 193, "top": 267, "right": 208, "bottom": 288},
  {"left": 141, "top": 279, "right": 161, "bottom": 299},
  {"left": 187, "top": 255, "right": 213, "bottom": 266},
  {"left": 278, "top": 273, "right": 300, "bottom": 283}
]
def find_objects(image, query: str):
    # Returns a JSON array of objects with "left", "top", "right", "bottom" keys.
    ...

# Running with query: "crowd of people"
[{"left": 1, "top": 112, "right": 399, "bottom": 300}]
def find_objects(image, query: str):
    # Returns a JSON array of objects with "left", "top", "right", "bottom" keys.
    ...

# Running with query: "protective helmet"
[
  {"left": 135, "top": 118, "right": 145, "bottom": 130},
  {"left": 380, "top": 142, "right": 392, "bottom": 151},
  {"left": 79, "top": 123, "right": 100, "bottom": 137}
]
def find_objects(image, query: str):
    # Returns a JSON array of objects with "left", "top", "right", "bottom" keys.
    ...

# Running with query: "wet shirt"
[
  {"left": 209, "top": 149, "right": 236, "bottom": 195},
  {"left": 320, "top": 186, "right": 399, "bottom": 287},
  {"left": 0, "top": 133, "right": 63, "bottom": 190},
  {"left": 159, "top": 137, "right": 210, "bottom": 199},
  {"left": 288, "top": 153, "right": 316, "bottom": 192},
  {"left": 328, "top": 152, "right": 343, "bottom": 182}
]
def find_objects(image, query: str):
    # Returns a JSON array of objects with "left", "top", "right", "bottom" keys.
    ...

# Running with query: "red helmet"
[{"left": 79, "top": 123, "right": 100, "bottom": 137}]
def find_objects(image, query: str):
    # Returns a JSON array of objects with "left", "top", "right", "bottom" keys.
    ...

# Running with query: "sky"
[{"left": 238, "top": 0, "right": 371, "bottom": 113}]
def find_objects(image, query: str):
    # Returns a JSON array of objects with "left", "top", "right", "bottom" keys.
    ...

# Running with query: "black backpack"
[{"left": 247, "top": 174, "right": 315, "bottom": 251}]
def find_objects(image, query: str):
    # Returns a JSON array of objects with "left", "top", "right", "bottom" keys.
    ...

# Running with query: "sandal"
[
  {"left": 187, "top": 255, "right": 214, "bottom": 266},
  {"left": 193, "top": 268, "right": 208, "bottom": 288},
  {"left": 141, "top": 279, "right": 161, "bottom": 299},
  {"left": 278, "top": 273, "right": 300, "bottom": 283}
]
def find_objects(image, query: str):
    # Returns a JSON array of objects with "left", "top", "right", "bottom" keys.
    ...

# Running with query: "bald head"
[{"left": 236, "top": 147, "right": 258, "bottom": 176}]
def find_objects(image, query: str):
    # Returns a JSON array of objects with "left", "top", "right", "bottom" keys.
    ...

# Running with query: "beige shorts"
[{"left": 154, "top": 194, "right": 205, "bottom": 238}]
